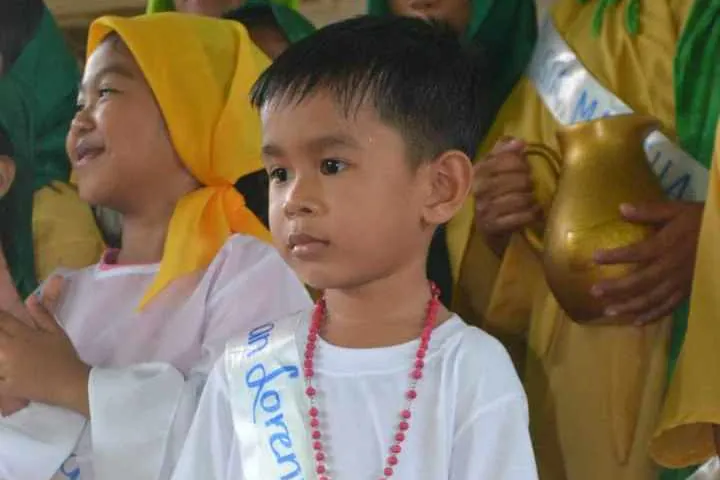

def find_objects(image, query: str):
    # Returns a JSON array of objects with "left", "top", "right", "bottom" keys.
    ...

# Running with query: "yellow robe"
[
  {"left": 650, "top": 122, "right": 720, "bottom": 469},
  {"left": 448, "top": 0, "right": 694, "bottom": 478},
  {"left": 32, "top": 182, "right": 104, "bottom": 282}
]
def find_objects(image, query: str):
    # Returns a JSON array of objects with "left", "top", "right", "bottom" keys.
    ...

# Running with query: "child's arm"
[
  {"left": 80, "top": 239, "right": 310, "bottom": 480},
  {"left": 0, "top": 238, "right": 310, "bottom": 480},
  {"left": 171, "top": 355, "right": 243, "bottom": 480}
]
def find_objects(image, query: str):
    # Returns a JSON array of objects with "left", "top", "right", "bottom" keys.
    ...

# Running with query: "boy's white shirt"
[
  {"left": 172, "top": 311, "right": 539, "bottom": 480},
  {"left": 0, "top": 234, "right": 311, "bottom": 480}
]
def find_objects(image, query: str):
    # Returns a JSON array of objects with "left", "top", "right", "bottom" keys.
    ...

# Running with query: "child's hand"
[
  {"left": 0, "top": 244, "right": 34, "bottom": 416},
  {"left": 0, "top": 285, "right": 90, "bottom": 416},
  {"left": 0, "top": 396, "right": 29, "bottom": 417}
]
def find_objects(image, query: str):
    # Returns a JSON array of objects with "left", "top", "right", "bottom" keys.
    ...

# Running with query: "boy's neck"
[
  {"left": 117, "top": 214, "right": 171, "bottom": 265},
  {"left": 320, "top": 263, "right": 451, "bottom": 349}
]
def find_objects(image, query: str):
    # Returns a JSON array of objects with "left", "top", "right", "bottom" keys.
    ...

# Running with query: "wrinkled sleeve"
[
  {"left": 170, "top": 356, "right": 244, "bottom": 480},
  {"left": 456, "top": 79, "right": 555, "bottom": 340},
  {"left": 651, "top": 126, "right": 720, "bottom": 469},
  {"left": 83, "top": 239, "right": 310, "bottom": 480}
]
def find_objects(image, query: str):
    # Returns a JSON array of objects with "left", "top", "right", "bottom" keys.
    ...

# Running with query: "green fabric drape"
[
  {"left": 366, "top": 0, "right": 537, "bottom": 121},
  {"left": 0, "top": 7, "right": 79, "bottom": 298},
  {"left": 663, "top": 0, "right": 720, "bottom": 478}
]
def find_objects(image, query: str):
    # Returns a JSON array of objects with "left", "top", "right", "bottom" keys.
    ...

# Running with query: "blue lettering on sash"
[
  {"left": 666, "top": 174, "right": 691, "bottom": 200},
  {"left": 244, "top": 323, "right": 304, "bottom": 479},
  {"left": 59, "top": 455, "right": 80, "bottom": 480},
  {"left": 571, "top": 90, "right": 612, "bottom": 123},
  {"left": 650, "top": 151, "right": 692, "bottom": 200}
]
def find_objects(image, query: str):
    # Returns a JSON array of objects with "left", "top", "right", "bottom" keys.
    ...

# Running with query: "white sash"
[
  {"left": 527, "top": 16, "right": 709, "bottom": 202},
  {"left": 226, "top": 316, "right": 316, "bottom": 480}
]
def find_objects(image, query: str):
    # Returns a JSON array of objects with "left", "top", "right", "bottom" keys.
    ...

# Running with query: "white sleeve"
[
  {"left": 171, "top": 356, "right": 244, "bottom": 480},
  {"left": 449, "top": 393, "right": 538, "bottom": 480},
  {"left": 86, "top": 240, "right": 311, "bottom": 480},
  {"left": 0, "top": 403, "right": 86, "bottom": 480}
]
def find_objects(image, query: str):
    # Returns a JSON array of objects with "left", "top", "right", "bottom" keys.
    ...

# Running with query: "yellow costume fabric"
[
  {"left": 87, "top": 13, "right": 272, "bottom": 308},
  {"left": 32, "top": 182, "right": 104, "bottom": 281},
  {"left": 448, "top": 0, "right": 694, "bottom": 478},
  {"left": 650, "top": 122, "right": 720, "bottom": 468}
]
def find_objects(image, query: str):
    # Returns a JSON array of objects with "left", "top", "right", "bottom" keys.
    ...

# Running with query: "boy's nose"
[{"left": 282, "top": 180, "right": 324, "bottom": 218}]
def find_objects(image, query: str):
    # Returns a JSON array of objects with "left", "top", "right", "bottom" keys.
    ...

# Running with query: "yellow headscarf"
[{"left": 87, "top": 13, "right": 272, "bottom": 309}]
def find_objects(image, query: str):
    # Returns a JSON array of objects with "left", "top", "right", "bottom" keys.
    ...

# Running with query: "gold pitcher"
[{"left": 525, "top": 114, "right": 666, "bottom": 323}]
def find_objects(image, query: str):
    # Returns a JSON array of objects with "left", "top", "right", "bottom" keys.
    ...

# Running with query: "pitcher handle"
[{"left": 522, "top": 143, "right": 562, "bottom": 252}]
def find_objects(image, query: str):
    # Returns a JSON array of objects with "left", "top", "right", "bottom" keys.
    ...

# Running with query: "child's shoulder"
[
  {"left": 443, "top": 316, "right": 514, "bottom": 368},
  {"left": 214, "top": 234, "right": 280, "bottom": 265},
  {"left": 207, "top": 234, "right": 293, "bottom": 284},
  {"left": 441, "top": 315, "right": 525, "bottom": 405},
  {"left": 205, "top": 234, "right": 309, "bottom": 309}
]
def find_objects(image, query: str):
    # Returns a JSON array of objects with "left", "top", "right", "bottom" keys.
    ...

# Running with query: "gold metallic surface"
[{"left": 525, "top": 114, "right": 665, "bottom": 322}]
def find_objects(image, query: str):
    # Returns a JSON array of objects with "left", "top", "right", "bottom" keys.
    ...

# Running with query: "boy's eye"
[
  {"left": 320, "top": 159, "right": 347, "bottom": 175},
  {"left": 268, "top": 167, "right": 290, "bottom": 183}
]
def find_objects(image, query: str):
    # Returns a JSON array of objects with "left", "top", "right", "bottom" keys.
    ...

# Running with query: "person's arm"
[
  {"left": 86, "top": 238, "right": 310, "bottom": 480},
  {"left": 0, "top": 238, "right": 309, "bottom": 480}
]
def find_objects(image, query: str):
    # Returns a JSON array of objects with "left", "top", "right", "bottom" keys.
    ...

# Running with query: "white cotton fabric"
[
  {"left": 0, "top": 235, "right": 311, "bottom": 480},
  {"left": 173, "top": 312, "right": 539, "bottom": 480}
]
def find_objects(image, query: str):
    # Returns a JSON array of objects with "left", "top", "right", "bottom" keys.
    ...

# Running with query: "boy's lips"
[{"left": 287, "top": 232, "right": 329, "bottom": 259}]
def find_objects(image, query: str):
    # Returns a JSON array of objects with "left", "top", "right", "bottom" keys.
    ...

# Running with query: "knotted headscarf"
[{"left": 87, "top": 13, "right": 272, "bottom": 308}]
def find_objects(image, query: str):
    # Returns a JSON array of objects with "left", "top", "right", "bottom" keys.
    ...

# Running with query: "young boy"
[
  {"left": 173, "top": 15, "right": 537, "bottom": 480},
  {"left": 0, "top": 13, "right": 310, "bottom": 480}
]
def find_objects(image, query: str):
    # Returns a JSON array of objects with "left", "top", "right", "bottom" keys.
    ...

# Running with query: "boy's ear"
[
  {"left": 0, "top": 156, "right": 17, "bottom": 199},
  {"left": 421, "top": 150, "right": 472, "bottom": 226}
]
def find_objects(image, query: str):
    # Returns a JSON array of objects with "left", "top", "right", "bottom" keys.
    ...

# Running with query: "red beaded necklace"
[{"left": 303, "top": 283, "right": 441, "bottom": 480}]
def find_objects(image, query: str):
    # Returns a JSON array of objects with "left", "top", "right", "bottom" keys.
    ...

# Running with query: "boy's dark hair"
[
  {"left": 223, "top": 6, "right": 287, "bottom": 42},
  {"left": 250, "top": 15, "right": 490, "bottom": 163},
  {"left": 0, "top": 0, "right": 45, "bottom": 71}
]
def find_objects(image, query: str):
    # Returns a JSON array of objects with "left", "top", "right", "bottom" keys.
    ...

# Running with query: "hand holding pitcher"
[
  {"left": 518, "top": 114, "right": 669, "bottom": 323},
  {"left": 472, "top": 138, "right": 542, "bottom": 254},
  {"left": 592, "top": 201, "right": 703, "bottom": 325}
]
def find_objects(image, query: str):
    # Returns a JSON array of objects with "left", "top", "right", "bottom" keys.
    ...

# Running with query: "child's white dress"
[{"left": 0, "top": 235, "right": 311, "bottom": 480}]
